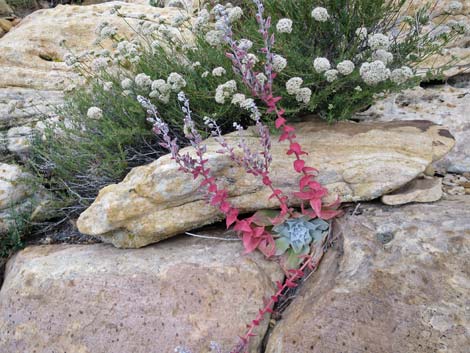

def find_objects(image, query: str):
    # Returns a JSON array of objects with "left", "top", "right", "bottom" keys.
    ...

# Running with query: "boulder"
[
  {"left": 357, "top": 76, "right": 470, "bottom": 173},
  {"left": 0, "top": 162, "right": 51, "bottom": 234},
  {"left": 0, "top": 163, "right": 30, "bottom": 211},
  {"left": 265, "top": 195, "right": 470, "bottom": 353},
  {"left": 6, "top": 125, "right": 32, "bottom": 155},
  {"left": 0, "top": 0, "right": 12, "bottom": 17},
  {"left": 0, "top": 235, "right": 283, "bottom": 353},
  {"left": 381, "top": 177, "right": 443, "bottom": 205},
  {"left": 0, "top": 2, "right": 181, "bottom": 129},
  {"left": 77, "top": 119, "right": 455, "bottom": 248}
]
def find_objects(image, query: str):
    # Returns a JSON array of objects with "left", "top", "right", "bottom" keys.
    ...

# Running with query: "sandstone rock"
[
  {"left": 0, "top": 2, "right": 181, "bottom": 128},
  {"left": 265, "top": 196, "right": 470, "bottom": 353},
  {"left": 0, "top": 18, "right": 12, "bottom": 32},
  {"left": 77, "top": 120, "right": 455, "bottom": 248},
  {"left": 357, "top": 77, "right": 470, "bottom": 173},
  {"left": 6, "top": 125, "right": 32, "bottom": 155},
  {"left": 0, "top": 235, "right": 283, "bottom": 353},
  {"left": 0, "top": 88, "right": 64, "bottom": 130},
  {"left": 0, "top": 163, "right": 30, "bottom": 211},
  {"left": 0, "top": 0, "right": 12, "bottom": 16},
  {"left": 406, "top": 0, "right": 470, "bottom": 77},
  {"left": 381, "top": 177, "right": 443, "bottom": 205},
  {"left": 443, "top": 172, "right": 469, "bottom": 195}
]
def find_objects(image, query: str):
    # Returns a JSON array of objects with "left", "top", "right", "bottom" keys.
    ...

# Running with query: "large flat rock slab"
[
  {"left": 0, "top": 235, "right": 283, "bottom": 353},
  {"left": 77, "top": 119, "right": 455, "bottom": 248},
  {"left": 265, "top": 196, "right": 470, "bottom": 353}
]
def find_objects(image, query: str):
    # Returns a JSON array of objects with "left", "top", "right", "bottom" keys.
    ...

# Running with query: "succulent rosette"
[{"left": 273, "top": 217, "right": 329, "bottom": 268}]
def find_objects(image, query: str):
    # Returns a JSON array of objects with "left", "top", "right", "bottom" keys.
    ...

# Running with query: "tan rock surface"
[
  {"left": 0, "top": 163, "right": 30, "bottom": 210},
  {"left": 381, "top": 177, "right": 443, "bottom": 205},
  {"left": 357, "top": 77, "right": 470, "bottom": 173},
  {"left": 0, "top": 0, "right": 12, "bottom": 16},
  {"left": 0, "top": 235, "right": 283, "bottom": 353},
  {"left": 265, "top": 196, "right": 470, "bottom": 353},
  {"left": 0, "top": 2, "right": 180, "bottom": 128},
  {"left": 407, "top": 0, "right": 470, "bottom": 77},
  {"left": 77, "top": 120, "right": 455, "bottom": 248}
]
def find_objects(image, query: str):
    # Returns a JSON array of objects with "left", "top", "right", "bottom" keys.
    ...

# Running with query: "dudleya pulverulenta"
[{"left": 273, "top": 217, "right": 329, "bottom": 257}]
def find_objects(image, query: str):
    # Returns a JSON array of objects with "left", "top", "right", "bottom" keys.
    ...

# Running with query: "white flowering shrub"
[{"left": 30, "top": 0, "right": 464, "bottom": 218}]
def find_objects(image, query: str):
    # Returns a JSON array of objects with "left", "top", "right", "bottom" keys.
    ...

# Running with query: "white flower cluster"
[
  {"left": 121, "top": 78, "right": 133, "bottom": 90},
  {"left": 336, "top": 60, "right": 355, "bottom": 75},
  {"left": 311, "top": 7, "right": 329, "bottom": 22},
  {"left": 212, "top": 67, "right": 226, "bottom": 77},
  {"left": 215, "top": 80, "right": 237, "bottom": 104},
  {"left": 91, "top": 57, "right": 109, "bottom": 72},
  {"left": 255, "top": 73, "right": 266, "bottom": 86},
  {"left": 231, "top": 93, "right": 255, "bottom": 111},
  {"left": 167, "top": 72, "right": 187, "bottom": 91},
  {"left": 368, "top": 33, "right": 390, "bottom": 50},
  {"left": 242, "top": 53, "right": 259, "bottom": 66},
  {"left": 286, "top": 77, "right": 311, "bottom": 104},
  {"left": 96, "top": 22, "right": 117, "bottom": 40},
  {"left": 116, "top": 40, "right": 140, "bottom": 64},
  {"left": 324, "top": 69, "right": 339, "bottom": 82},
  {"left": 103, "top": 81, "right": 113, "bottom": 92},
  {"left": 355, "top": 27, "right": 368, "bottom": 41},
  {"left": 172, "top": 13, "right": 190, "bottom": 27},
  {"left": 313, "top": 57, "right": 331, "bottom": 73},
  {"left": 205, "top": 30, "right": 224, "bottom": 46},
  {"left": 359, "top": 60, "right": 390, "bottom": 85},
  {"left": 447, "top": 19, "right": 470, "bottom": 34},
  {"left": 286, "top": 77, "right": 303, "bottom": 95},
  {"left": 276, "top": 18, "right": 293, "bottom": 33},
  {"left": 227, "top": 6, "right": 243, "bottom": 23},
  {"left": 193, "top": 9, "right": 210, "bottom": 32},
  {"left": 87, "top": 107, "right": 103, "bottom": 120},
  {"left": 372, "top": 49, "right": 394, "bottom": 65},
  {"left": 124, "top": 72, "right": 187, "bottom": 104},
  {"left": 272, "top": 55, "right": 287, "bottom": 72},
  {"left": 390, "top": 66, "right": 413, "bottom": 84},
  {"left": 156, "top": 24, "right": 181, "bottom": 43},
  {"left": 238, "top": 39, "right": 253, "bottom": 51},
  {"left": 149, "top": 79, "right": 171, "bottom": 104},
  {"left": 135, "top": 73, "right": 152, "bottom": 89}
]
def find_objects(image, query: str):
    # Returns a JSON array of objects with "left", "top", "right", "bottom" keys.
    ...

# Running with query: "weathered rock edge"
[
  {"left": 0, "top": 236, "right": 283, "bottom": 353},
  {"left": 265, "top": 195, "right": 470, "bottom": 353},
  {"left": 77, "top": 119, "right": 455, "bottom": 248}
]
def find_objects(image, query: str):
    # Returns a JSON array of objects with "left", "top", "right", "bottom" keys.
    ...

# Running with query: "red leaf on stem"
[
  {"left": 275, "top": 117, "right": 286, "bottom": 129},
  {"left": 287, "top": 142, "right": 306, "bottom": 156},
  {"left": 293, "top": 159, "right": 305, "bottom": 173},
  {"left": 226, "top": 208, "right": 239, "bottom": 228}
]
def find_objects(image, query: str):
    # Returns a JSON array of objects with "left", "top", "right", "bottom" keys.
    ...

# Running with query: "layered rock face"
[
  {"left": 77, "top": 119, "right": 455, "bottom": 248},
  {"left": 0, "top": 235, "right": 283, "bottom": 353},
  {"left": 265, "top": 196, "right": 470, "bottom": 353},
  {"left": 0, "top": 2, "right": 180, "bottom": 132}
]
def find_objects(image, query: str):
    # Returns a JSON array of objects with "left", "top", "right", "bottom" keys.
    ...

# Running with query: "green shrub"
[
  {"left": 29, "top": 0, "right": 463, "bottom": 220},
  {"left": 1, "top": 205, "right": 30, "bottom": 261}
]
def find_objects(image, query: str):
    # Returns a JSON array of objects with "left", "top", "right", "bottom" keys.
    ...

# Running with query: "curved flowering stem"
[
  {"left": 219, "top": 0, "right": 341, "bottom": 222},
  {"left": 138, "top": 94, "right": 276, "bottom": 257},
  {"left": 230, "top": 243, "right": 328, "bottom": 353}
]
